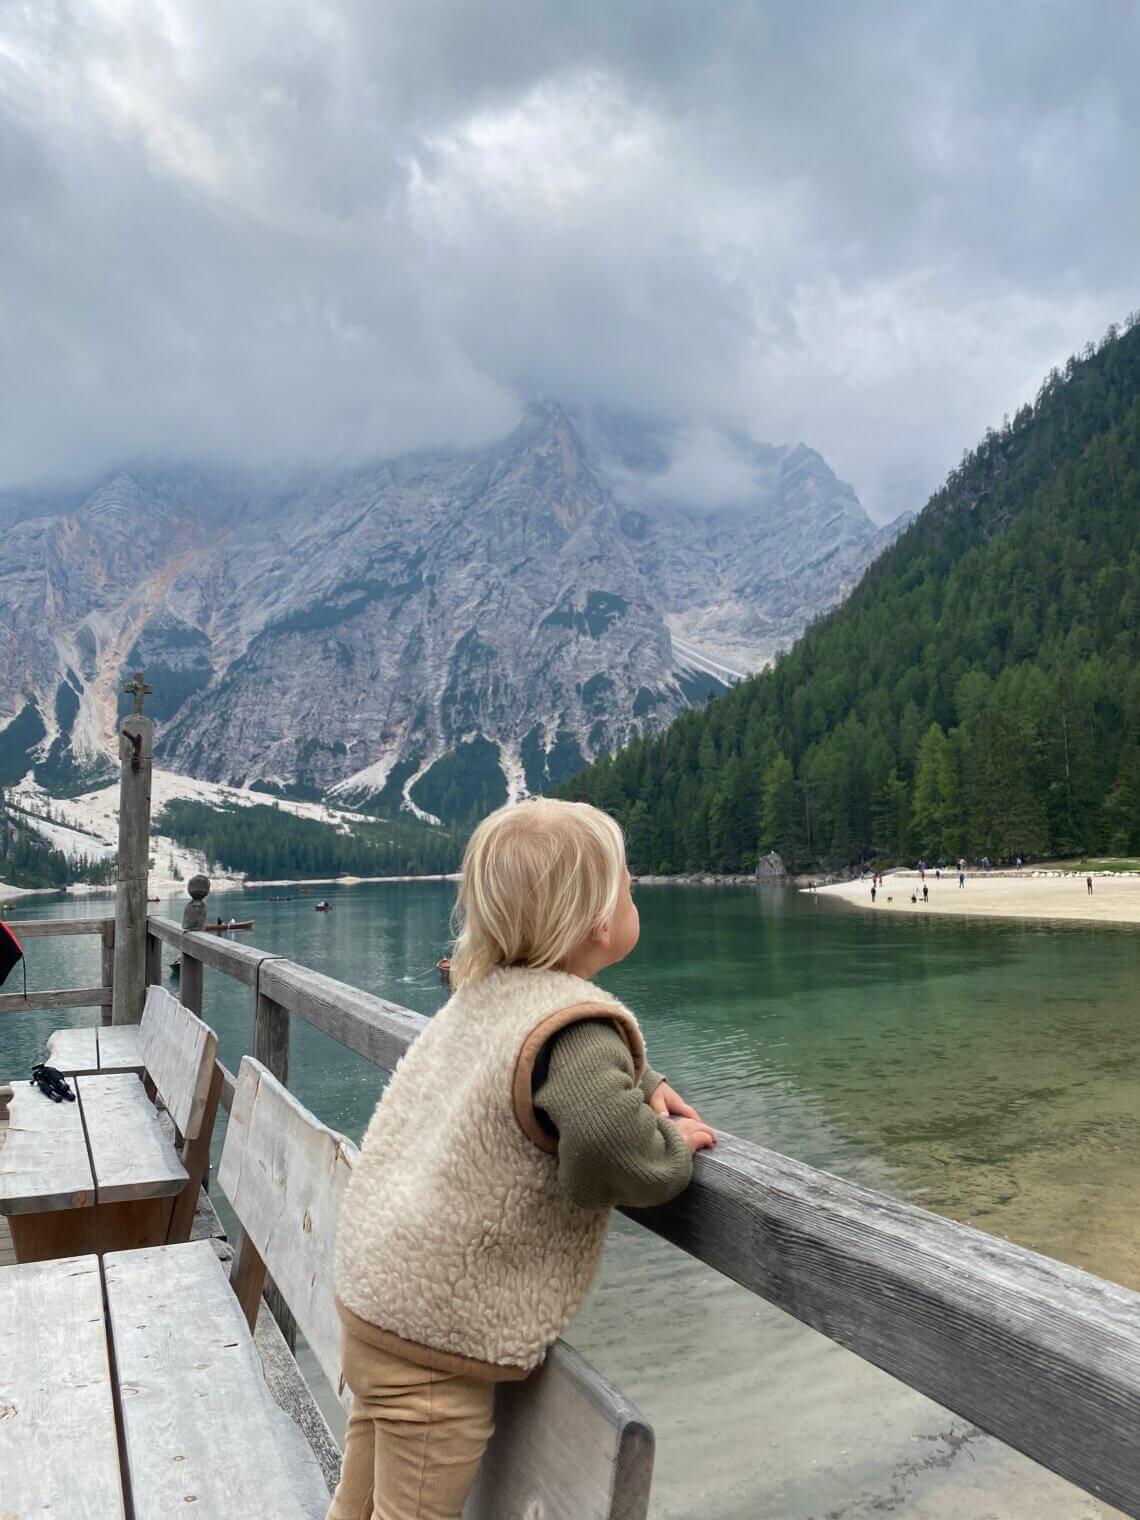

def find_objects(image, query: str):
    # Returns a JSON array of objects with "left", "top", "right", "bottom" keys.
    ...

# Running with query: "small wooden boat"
[
  {"left": 201, "top": 920, "right": 255, "bottom": 932},
  {"left": 148, "top": 896, "right": 161, "bottom": 903},
  {"left": 437, "top": 957, "right": 451, "bottom": 984},
  {"left": 315, "top": 902, "right": 333, "bottom": 912},
  {"left": 170, "top": 958, "right": 181, "bottom": 980}
]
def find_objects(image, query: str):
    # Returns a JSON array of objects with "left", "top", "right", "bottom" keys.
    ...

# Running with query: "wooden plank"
[
  {"left": 258, "top": 959, "right": 427, "bottom": 1074},
  {"left": 101, "top": 919, "right": 115, "bottom": 1028},
  {"left": 0, "top": 1254, "right": 126, "bottom": 1517},
  {"left": 78, "top": 1074, "right": 187, "bottom": 1204},
  {"left": 218, "top": 1058, "right": 237, "bottom": 1112},
  {"left": 254, "top": 1301, "right": 340, "bottom": 1496},
  {"left": 627, "top": 1134, "right": 1140, "bottom": 1519},
  {"left": 104, "top": 1240, "right": 331, "bottom": 1520},
  {"left": 139, "top": 984, "right": 218, "bottom": 1139},
  {"left": 47, "top": 1025, "right": 101, "bottom": 1075},
  {"left": 0, "top": 916, "right": 114, "bottom": 937},
  {"left": 145, "top": 930, "right": 163, "bottom": 989},
  {"left": 179, "top": 950, "right": 204, "bottom": 1017},
  {"left": 218, "top": 1057, "right": 354, "bottom": 1400},
  {"left": 0, "top": 1078, "right": 94, "bottom": 1214},
  {"left": 148, "top": 915, "right": 270, "bottom": 986},
  {"left": 468, "top": 1340, "right": 654, "bottom": 1520},
  {"left": 252, "top": 988, "right": 298, "bottom": 1351},
  {"left": 0, "top": 985, "right": 112, "bottom": 1013},
  {"left": 111, "top": 711, "right": 153, "bottom": 1025},
  {"left": 254, "top": 989, "right": 290, "bottom": 1090},
  {"left": 97, "top": 1023, "right": 145, "bottom": 1073},
  {"left": 166, "top": 1062, "right": 222, "bottom": 1243}
]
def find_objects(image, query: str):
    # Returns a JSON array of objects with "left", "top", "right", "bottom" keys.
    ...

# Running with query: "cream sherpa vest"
[{"left": 334, "top": 965, "right": 645, "bottom": 1375}]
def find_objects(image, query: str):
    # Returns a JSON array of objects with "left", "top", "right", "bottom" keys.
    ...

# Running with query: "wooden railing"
[
  {"left": 0, "top": 917, "right": 115, "bottom": 1016},
  {"left": 147, "top": 908, "right": 1140, "bottom": 1519}
]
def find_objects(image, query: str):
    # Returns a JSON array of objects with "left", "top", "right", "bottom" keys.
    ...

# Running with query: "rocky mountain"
[{"left": 0, "top": 404, "right": 900, "bottom": 819}]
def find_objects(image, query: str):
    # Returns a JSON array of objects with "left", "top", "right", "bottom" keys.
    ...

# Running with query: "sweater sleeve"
[{"left": 533, "top": 1020, "right": 692, "bottom": 1211}]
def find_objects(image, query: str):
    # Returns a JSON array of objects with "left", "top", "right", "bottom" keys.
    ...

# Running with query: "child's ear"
[{"left": 592, "top": 919, "right": 612, "bottom": 947}]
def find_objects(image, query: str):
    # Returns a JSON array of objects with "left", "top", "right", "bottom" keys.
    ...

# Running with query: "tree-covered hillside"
[
  {"left": 157, "top": 800, "right": 462, "bottom": 880},
  {"left": 0, "top": 791, "right": 115, "bottom": 889},
  {"left": 562, "top": 318, "right": 1140, "bottom": 872}
]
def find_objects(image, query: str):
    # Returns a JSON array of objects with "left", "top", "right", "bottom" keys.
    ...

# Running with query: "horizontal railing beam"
[
  {"left": 148, "top": 916, "right": 275, "bottom": 987},
  {"left": 145, "top": 914, "right": 1140, "bottom": 1517},
  {"left": 258, "top": 960, "right": 426, "bottom": 1074},
  {"left": 0, "top": 917, "right": 114, "bottom": 938},
  {"left": 0, "top": 986, "right": 112, "bottom": 1013},
  {"left": 628, "top": 1136, "right": 1140, "bottom": 1516}
]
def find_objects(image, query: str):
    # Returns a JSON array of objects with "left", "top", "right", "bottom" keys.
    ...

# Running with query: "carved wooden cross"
[{"left": 123, "top": 670, "right": 153, "bottom": 715}]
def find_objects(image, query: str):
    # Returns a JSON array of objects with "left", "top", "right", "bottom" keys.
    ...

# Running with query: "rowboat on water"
[
  {"left": 315, "top": 902, "right": 333, "bottom": 912},
  {"left": 201, "top": 920, "right": 255, "bottom": 932},
  {"left": 437, "top": 957, "right": 451, "bottom": 984}
]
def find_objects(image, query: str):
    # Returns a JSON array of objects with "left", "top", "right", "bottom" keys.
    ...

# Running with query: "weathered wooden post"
[
  {"left": 179, "top": 875, "right": 209, "bottom": 1018},
  {"left": 111, "top": 672, "right": 154, "bottom": 1026},
  {"left": 100, "top": 919, "right": 115, "bottom": 1028},
  {"left": 253, "top": 966, "right": 295, "bottom": 1349}
]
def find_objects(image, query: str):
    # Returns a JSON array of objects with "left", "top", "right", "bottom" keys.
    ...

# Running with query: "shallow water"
[{"left": 5, "top": 882, "right": 1136, "bottom": 1517}]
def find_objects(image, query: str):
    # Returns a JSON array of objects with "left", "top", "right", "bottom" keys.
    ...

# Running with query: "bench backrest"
[
  {"left": 140, "top": 984, "right": 219, "bottom": 1140},
  {"left": 218, "top": 1055, "right": 353, "bottom": 1395},
  {"left": 218, "top": 1056, "right": 654, "bottom": 1520}
]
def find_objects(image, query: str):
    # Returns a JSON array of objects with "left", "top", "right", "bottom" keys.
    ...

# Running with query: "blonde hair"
[{"left": 449, "top": 798, "right": 626, "bottom": 988}]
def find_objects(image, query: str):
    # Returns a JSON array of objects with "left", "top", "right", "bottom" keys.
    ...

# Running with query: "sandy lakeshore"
[{"left": 817, "top": 869, "right": 1140, "bottom": 926}]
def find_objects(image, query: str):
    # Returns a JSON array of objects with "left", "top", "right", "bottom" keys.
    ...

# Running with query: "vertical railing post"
[
  {"left": 253, "top": 990, "right": 290, "bottom": 1091},
  {"left": 100, "top": 919, "right": 115, "bottom": 1028},
  {"left": 254, "top": 965, "right": 295, "bottom": 1349},
  {"left": 145, "top": 928, "right": 162, "bottom": 990},
  {"left": 112, "top": 672, "right": 154, "bottom": 1026},
  {"left": 179, "top": 875, "right": 209, "bottom": 1018}
]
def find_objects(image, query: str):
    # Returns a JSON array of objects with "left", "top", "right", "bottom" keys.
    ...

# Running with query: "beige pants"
[{"left": 327, "top": 1326, "right": 496, "bottom": 1520}]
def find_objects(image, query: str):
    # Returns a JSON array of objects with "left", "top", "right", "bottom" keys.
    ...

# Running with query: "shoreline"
[{"left": 816, "top": 869, "right": 1140, "bottom": 927}]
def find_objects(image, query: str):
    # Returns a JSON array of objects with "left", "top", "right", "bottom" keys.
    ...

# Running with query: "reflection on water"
[{"left": 4, "top": 882, "right": 1135, "bottom": 1517}]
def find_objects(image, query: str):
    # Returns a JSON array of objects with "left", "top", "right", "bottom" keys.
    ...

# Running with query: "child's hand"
[
  {"left": 650, "top": 1080, "right": 703, "bottom": 1124},
  {"left": 671, "top": 1116, "right": 716, "bottom": 1152}
]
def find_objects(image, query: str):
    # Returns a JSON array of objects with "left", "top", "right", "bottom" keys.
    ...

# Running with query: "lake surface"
[{"left": 5, "top": 882, "right": 1137, "bottom": 1518}]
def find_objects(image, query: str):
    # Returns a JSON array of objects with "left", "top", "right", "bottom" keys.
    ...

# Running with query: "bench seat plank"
[
  {"left": 46, "top": 1026, "right": 101, "bottom": 1076},
  {"left": 0, "top": 1254, "right": 125, "bottom": 1517},
  {"left": 97, "top": 1025, "right": 146, "bottom": 1073},
  {"left": 0, "top": 1080, "right": 94, "bottom": 1214},
  {"left": 78, "top": 1074, "right": 187, "bottom": 1205},
  {"left": 104, "top": 1240, "right": 330, "bottom": 1520}
]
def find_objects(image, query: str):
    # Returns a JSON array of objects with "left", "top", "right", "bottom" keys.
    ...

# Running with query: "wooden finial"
[{"left": 123, "top": 670, "right": 154, "bottom": 715}]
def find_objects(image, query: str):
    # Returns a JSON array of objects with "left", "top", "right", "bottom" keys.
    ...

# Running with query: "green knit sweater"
[{"left": 532, "top": 1021, "right": 693, "bottom": 1210}]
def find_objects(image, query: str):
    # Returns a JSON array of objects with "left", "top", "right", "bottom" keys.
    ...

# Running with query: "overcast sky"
[{"left": 2, "top": 2, "right": 1137, "bottom": 521}]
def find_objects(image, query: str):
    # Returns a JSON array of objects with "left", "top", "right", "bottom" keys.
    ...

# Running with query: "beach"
[{"left": 818, "top": 869, "right": 1140, "bottom": 926}]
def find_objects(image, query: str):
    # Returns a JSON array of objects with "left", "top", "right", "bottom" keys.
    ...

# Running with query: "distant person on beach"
[
  {"left": 958, "top": 869, "right": 965, "bottom": 888},
  {"left": 923, "top": 884, "right": 929, "bottom": 903},
  {"left": 329, "top": 798, "right": 714, "bottom": 1520},
  {"left": 1087, "top": 876, "right": 1094, "bottom": 895},
  {"left": 871, "top": 884, "right": 877, "bottom": 903},
  {"left": 910, "top": 892, "right": 917, "bottom": 904}
]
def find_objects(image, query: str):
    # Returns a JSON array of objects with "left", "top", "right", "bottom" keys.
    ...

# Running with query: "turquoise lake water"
[{"left": 4, "top": 881, "right": 1136, "bottom": 1518}]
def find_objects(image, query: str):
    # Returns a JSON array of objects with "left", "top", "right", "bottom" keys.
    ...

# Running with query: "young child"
[{"left": 329, "top": 798, "right": 715, "bottom": 1520}]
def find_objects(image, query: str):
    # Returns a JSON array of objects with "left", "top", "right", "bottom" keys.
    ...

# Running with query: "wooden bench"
[
  {"left": 0, "top": 1254, "right": 125, "bottom": 1517},
  {"left": 1, "top": 985, "right": 221, "bottom": 1261},
  {"left": 47, "top": 1022, "right": 146, "bottom": 1076},
  {"left": 1, "top": 1055, "right": 654, "bottom": 1516},
  {"left": 217, "top": 1056, "right": 656, "bottom": 1519}
]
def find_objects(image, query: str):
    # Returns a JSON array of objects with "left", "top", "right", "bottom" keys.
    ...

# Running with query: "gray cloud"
[{"left": 1, "top": 1, "right": 1137, "bottom": 520}]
